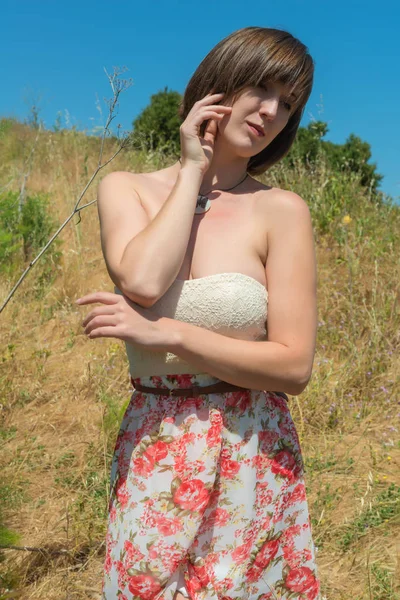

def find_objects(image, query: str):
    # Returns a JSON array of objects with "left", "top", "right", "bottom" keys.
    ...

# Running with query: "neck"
[
  {"left": 200, "top": 144, "right": 249, "bottom": 193},
  {"left": 175, "top": 139, "right": 250, "bottom": 193}
]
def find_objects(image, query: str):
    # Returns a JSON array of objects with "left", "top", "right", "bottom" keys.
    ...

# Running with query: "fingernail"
[{"left": 75, "top": 298, "right": 82, "bottom": 304}]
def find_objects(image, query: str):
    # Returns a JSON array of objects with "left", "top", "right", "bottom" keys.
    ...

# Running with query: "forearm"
[
  {"left": 160, "top": 318, "right": 310, "bottom": 396},
  {"left": 119, "top": 166, "right": 203, "bottom": 300}
]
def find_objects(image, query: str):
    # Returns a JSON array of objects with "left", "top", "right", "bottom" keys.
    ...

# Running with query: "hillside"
[{"left": 0, "top": 120, "right": 399, "bottom": 599}]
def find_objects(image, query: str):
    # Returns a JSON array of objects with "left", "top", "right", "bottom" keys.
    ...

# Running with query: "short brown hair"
[{"left": 179, "top": 27, "right": 314, "bottom": 175}]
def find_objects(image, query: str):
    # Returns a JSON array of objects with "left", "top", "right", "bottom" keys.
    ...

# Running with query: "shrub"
[
  {"left": 132, "top": 87, "right": 181, "bottom": 154},
  {"left": 0, "top": 191, "right": 62, "bottom": 291}
]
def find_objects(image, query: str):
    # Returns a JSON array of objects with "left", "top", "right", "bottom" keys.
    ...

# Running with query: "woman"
[{"left": 77, "top": 26, "right": 319, "bottom": 600}]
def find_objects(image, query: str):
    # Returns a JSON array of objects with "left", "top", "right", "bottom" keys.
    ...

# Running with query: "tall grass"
[{"left": 0, "top": 120, "right": 399, "bottom": 599}]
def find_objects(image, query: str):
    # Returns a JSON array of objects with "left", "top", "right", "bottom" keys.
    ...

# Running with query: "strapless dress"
[
  {"left": 103, "top": 272, "right": 321, "bottom": 600},
  {"left": 115, "top": 272, "right": 269, "bottom": 378}
]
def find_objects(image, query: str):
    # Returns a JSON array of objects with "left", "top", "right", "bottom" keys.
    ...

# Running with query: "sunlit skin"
[
  {"left": 76, "top": 82, "right": 301, "bottom": 600},
  {"left": 190, "top": 80, "right": 297, "bottom": 192},
  {"left": 75, "top": 81, "right": 298, "bottom": 348}
]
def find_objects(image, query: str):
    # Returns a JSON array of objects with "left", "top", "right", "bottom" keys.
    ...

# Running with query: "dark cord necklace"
[{"left": 178, "top": 158, "right": 249, "bottom": 214}]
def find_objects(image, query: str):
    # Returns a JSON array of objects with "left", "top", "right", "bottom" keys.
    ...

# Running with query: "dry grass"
[{"left": 0, "top": 123, "right": 399, "bottom": 599}]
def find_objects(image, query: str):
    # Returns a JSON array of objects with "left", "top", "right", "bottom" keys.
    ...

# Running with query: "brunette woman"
[{"left": 77, "top": 26, "right": 320, "bottom": 600}]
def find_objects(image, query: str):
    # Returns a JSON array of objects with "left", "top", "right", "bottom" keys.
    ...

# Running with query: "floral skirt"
[{"left": 102, "top": 373, "right": 320, "bottom": 600}]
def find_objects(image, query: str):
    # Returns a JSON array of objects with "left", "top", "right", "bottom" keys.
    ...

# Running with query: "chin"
[{"left": 222, "top": 132, "right": 264, "bottom": 158}]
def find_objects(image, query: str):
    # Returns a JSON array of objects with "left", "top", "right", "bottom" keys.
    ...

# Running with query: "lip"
[{"left": 246, "top": 122, "right": 265, "bottom": 137}]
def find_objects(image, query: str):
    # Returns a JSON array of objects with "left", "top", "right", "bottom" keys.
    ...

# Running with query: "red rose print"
[
  {"left": 254, "top": 539, "right": 279, "bottom": 568},
  {"left": 285, "top": 566, "right": 317, "bottom": 593},
  {"left": 306, "top": 578, "right": 321, "bottom": 600},
  {"left": 245, "top": 564, "right": 263, "bottom": 583},
  {"left": 283, "top": 483, "right": 306, "bottom": 508},
  {"left": 155, "top": 514, "right": 184, "bottom": 536},
  {"left": 149, "top": 547, "right": 158, "bottom": 559},
  {"left": 128, "top": 573, "right": 162, "bottom": 599},
  {"left": 132, "top": 452, "right": 155, "bottom": 477},
  {"left": 124, "top": 540, "right": 145, "bottom": 564},
  {"left": 186, "top": 575, "right": 202, "bottom": 595},
  {"left": 227, "top": 391, "right": 251, "bottom": 413},
  {"left": 270, "top": 450, "right": 299, "bottom": 481},
  {"left": 189, "top": 562, "right": 210, "bottom": 587},
  {"left": 173, "top": 479, "right": 210, "bottom": 512},
  {"left": 206, "top": 425, "right": 221, "bottom": 447},
  {"left": 220, "top": 458, "right": 241, "bottom": 479},
  {"left": 214, "top": 577, "right": 234, "bottom": 591},
  {"left": 258, "top": 430, "right": 279, "bottom": 452},
  {"left": 103, "top": 375, "right": 320, "bottom": 599},
  {"left": 144, "top": 440, "right": 168, "bottom": 462},
  {"left": 104, "top": 553, "right": 112, "bottom": 574},
  {"left": 231, "top": 542, "right": 252, "bottom": 564},
  {"left": 115, "top": 478, "right": 129, "bottom": 509},
  {"left": 214, "top": 507, "right": 230, "bottom": 526}
]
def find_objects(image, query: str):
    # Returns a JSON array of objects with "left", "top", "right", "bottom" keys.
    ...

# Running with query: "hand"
[
  {"left": 75, "top": 291, "right": 172, "bottom": 351},
  {"left": 180, "top": 92, "right": 232, "bottom": 174}
]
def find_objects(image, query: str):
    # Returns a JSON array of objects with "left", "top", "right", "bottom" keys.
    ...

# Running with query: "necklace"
[{"left": 178, "top": 159, "right": 249, "bottom": 214}]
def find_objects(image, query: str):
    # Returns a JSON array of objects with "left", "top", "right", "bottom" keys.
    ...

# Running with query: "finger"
[
  {"left": 76, "top": 292, "right": 121, "bottom": 306},
  {"left": 190, "top": 111, "right": 226, "bottom": 130},
  {"left": 199, "top": 92, "right": 225, "bottom": 104},
  {"left": 88, "top": 326, "right": 123, "bottom": 340},
  {"left": 84, "top": 315, "right": 119, "bottom": 335},
  {"left": 203, "top": 119, "right": 218, "bottom": 144},
  {"left": 81, "top": 305, "right": 116, "bottom": 328}
]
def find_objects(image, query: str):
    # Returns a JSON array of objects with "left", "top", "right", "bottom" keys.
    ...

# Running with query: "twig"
[
  {"left": 0, "top": 66, "right": 133, "bottom": 314},
  {"left": 0, "top": 541, "right": 104, "bottom": 557},
  {"left": 0, "top": 544, "right": 73, "bottom": 556}
]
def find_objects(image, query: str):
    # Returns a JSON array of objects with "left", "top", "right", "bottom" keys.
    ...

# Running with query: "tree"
[
  {"left": 286, "top": 121, "right": 383, "bottom": 193},
  {"left": 132, "top": 87, "right": 182, "bottom": 154},
  {"left": 324, "top": 133, "right": 383, "bottom": 192}
]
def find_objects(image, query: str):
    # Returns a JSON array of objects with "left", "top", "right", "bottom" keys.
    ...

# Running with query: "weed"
[{"left": 339, "top": 484, "right": 400, "bottom": 550}]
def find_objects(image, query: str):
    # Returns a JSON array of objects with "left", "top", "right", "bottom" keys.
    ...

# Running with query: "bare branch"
[
  {"left": 0, "top": 66, "right": 133, "bottom": 315},
  {"left": 0, "top": 544, "right": 73, "bottom": 556}
]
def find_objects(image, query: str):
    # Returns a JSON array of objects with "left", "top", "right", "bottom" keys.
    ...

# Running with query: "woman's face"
[{"left": 216, "top": 81, "right": 297, "bottom": 157}]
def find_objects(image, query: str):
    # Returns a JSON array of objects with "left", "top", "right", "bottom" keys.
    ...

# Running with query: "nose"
[{"left": 259, "top": 96, "right": 279, "bottom": 121}]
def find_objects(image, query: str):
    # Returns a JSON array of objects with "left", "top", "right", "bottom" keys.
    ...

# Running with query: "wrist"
[
  {"left": 179, "top": 161, "right": 205, "bottom": 179},
  {"left": 156, "top": 317, "right": 184, "bottom": 351}
]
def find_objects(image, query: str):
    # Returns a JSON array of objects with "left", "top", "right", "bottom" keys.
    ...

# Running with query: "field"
[{"left": 0, "top": 120, "right": 399, "bottom": 599}]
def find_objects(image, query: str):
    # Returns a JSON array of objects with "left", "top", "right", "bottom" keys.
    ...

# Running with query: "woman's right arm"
[
  {"left": 98, "top": 93, "right": 231, "bottom": 307},
  {"left": 97, "top": 165, "right": 203, "bottom": 307}
]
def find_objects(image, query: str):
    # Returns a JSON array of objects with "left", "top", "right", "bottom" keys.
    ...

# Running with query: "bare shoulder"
[
  {"left": 98, "top": 169, "right": 147, "bottom": 191},
  {"left": 251, "top": 183, "right": 312, "bottom": 250},
  {"left": 260, "top": 185, "right": 311, "bottom": 219},
  {"left": 98, "top": 168, "right": 165, "bottom": 206}
]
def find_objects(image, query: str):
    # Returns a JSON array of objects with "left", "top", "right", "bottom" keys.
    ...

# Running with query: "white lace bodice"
[{"left": 115, "top": 272, "right": 268, "bottom": 377}]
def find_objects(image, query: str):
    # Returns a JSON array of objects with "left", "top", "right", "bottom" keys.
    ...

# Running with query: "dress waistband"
[{"left": 131, "top": 377, "right": 288, "bottom": 401}]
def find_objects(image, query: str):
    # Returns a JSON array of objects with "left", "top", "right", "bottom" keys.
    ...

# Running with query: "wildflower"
[
  {"left": 387, "top": 456, "right": 392, "bottom": 461},
  {"left": 342, "top": 215, "right": 352, "bottom": 225}
]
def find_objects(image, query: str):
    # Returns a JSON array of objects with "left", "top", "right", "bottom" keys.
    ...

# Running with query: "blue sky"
[{"left": 2, "top": 0, "right": 399, "bottom": 202}]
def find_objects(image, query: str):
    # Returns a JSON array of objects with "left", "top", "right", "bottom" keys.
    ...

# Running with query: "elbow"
[
  {"left": 290, "top": 367, "right": 312, "bottom": 396},
  {"left": 117, "top": 276, "right": 159, "bottom": 309}
]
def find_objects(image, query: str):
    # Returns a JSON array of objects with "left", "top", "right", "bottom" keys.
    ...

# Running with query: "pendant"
[{"left": 195, "top": 194, "right": 211, "bottom": 215}]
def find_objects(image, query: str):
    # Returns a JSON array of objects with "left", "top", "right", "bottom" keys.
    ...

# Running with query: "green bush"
[
  {"left": 132, "top": 87, "right": 182, "bottom": 155},
  {"left": 0, "top": 191, "right": 62, "bottom": 291}
]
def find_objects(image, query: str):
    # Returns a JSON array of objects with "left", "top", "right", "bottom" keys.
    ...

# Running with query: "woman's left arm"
[
  {"left": 77, "top": 191, "right": 317, "bottom": 396},
  {"left": 161, "top": 191, "right": 318, "bottom": 396}
]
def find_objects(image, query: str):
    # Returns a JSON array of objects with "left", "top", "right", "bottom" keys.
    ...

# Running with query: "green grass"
[{"left": 339, "top": 484, "right": 400, "bottom": 551}]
